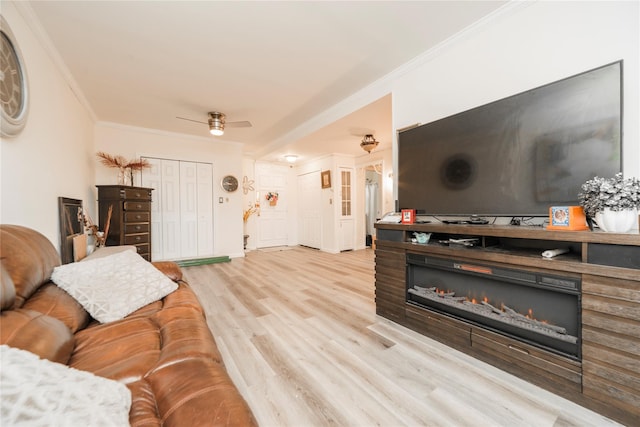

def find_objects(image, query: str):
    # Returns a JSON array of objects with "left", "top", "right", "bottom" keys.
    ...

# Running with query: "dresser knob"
[
  {"left": 136, "top": 215, "right": 141, "bottom": 219},
  {"left": 136, "top": 236, "right": 141, "bottom": 241},
  {"left": 135, "top": 192, "right": 141, "bottom": 198},
  {"left": 135, "top": 226, "right": 141, "bottom": 230}
]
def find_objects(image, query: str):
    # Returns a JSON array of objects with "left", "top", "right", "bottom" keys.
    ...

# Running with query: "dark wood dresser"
[{"left": 97, "top": 185, "right": 153, "bottom": 261}]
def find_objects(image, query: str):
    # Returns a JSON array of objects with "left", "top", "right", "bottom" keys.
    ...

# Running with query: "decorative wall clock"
[
  {"left": 1, "top": 16, "right": 29, "bottom": 138},
  {"left": 221, "top": 175, "right": 239, "bottom": 192}
]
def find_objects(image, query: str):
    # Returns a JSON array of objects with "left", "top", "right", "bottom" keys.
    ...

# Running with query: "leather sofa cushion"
[
  {"left": 22, "top": 282, "right": 90, "bottom": 333},
  {"left": 0, "top": 225, "right": 60, "bottom": 308},
  {"left": 0, "top": 264, "right": 16, "bottom": 311},
  {"left": 148, "top": 358, "right": 258, "bottom": 427},
  {"left": 152, "top": 261, "right": 183, "bottom": 282},
  {"left": 162, "top": 282, "right": 205, "bottom": 313},
  {"left": 155, "top": 306, "right": 223, "bottom": 367},
  {"left": 70, "top": 317, "right": 160, "bottom": 383},
  {"left": 127, "top": 379, "right": 162, "bottom": 427},
  {"left": 0, "top": 309, "right": 74, "bottom": 364}
]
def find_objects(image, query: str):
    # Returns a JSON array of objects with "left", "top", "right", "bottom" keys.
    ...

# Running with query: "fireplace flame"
[{"left": 409, "top": 284, "right": 575, "bottom": 348}]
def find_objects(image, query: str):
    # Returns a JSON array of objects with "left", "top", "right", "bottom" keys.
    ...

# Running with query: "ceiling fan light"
[
  {"left": 208, "top": 112, "right": 225, "bottom": 136},
  {"left": 209, "top": 126, "right": 224, "bottom": 136},
  {"left": 284, "top": 154, "right": 298, "bottom": 163},
  {"left": 360, "top": 134, "right": 379, "bottom": 153}
]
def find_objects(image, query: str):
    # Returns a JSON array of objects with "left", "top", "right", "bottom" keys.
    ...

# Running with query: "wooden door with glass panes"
[{"left": 340, "top": 167, "right": 354, "bottom": 251}]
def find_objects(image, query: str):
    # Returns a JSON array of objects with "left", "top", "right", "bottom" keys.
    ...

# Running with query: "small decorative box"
[
  {"left": 547, "top": 206, "right": 589, "bottom": 231},
  {"left": 401, "top": 209, "right": 416, "bottom": 224}
]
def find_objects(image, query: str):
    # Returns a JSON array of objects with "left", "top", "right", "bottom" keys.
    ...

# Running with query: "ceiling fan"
[{"left": 176, "top": 112, "right": 252, "bottom": 136}]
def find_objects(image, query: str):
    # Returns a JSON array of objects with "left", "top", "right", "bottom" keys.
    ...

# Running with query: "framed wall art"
[{"left": 321, "top": 170, "right": 331, "bottom": 189}]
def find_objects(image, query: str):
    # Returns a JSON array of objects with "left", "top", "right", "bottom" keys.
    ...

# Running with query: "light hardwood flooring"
[{"left": 182, "top": 247, "right": 621, "bottom": 427}]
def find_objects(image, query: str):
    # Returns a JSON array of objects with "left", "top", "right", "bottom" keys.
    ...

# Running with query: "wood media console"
[{"left": 374, "top": 222, "right": 639, "bottom": 425}]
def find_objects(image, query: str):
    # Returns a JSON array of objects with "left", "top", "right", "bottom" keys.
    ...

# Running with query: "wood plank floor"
[{"left": 182, "top": 247, "right": 621, "bottom": 427}]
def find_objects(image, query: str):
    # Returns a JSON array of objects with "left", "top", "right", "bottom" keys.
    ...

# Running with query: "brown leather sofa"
[{"left": 0, "top": 224, "right": 257, "bottom": 426}]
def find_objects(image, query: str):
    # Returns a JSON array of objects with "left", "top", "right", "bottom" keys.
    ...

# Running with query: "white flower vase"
[{"left": 595, "top": 208, "right": 639, "bottom": 233}]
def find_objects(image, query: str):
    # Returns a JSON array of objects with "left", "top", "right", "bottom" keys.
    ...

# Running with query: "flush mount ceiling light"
[
  {"left": 208, "top": 112, "right": 225, "bottom": 136},
  {"left": 284, "top": 154, "right": 298, "bottom": 163},
  {"left": 360, "top": 134, "right": 379, "bottom": 153}
]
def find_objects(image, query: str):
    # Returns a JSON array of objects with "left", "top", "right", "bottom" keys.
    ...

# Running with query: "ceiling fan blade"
[
  {"left": 226, "top": 120, "right": 252, "bottom": 128},
  {"left": 176, "top": 116, "right": 207, "bottom": 125}
]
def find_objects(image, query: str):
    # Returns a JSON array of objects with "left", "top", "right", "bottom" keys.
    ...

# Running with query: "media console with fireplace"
[{"left": 374, "top": 222, "right": 639, "bottom": 425}]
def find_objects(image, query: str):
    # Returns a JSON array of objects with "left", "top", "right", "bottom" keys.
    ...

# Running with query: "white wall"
[
  {"left": 242, "top": 157, "right": 257, "bottom": 250},
  {"left": 296, "top": 154, "right": 357, "bottom": 253},
  {"left": 94, "top": 123, "right": 245, "bottom": 258},
  {"left": 0, "top": 3, "right": 95, "bottom": 247},
  {"left": 392, "top": 1, "right": 639, "bottom": 181}
]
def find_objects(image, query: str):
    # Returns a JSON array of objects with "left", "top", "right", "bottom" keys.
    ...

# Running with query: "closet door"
[
  {"left": 180, "top": 162, "right": 198, "bottom": 258},
  {"left": 142, "top": 157, "right": 213, "bottom": 261},
  {"left": 196, "top": 163, "right": 214, "bottom": 256},
  {"left": 142, "top": 158, "right": 163, "bottom": 261},
  {"left": 160, "top": 159, "right": 181, "bottom": 260}
]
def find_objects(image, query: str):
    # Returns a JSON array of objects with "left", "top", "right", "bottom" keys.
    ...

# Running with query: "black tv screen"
[{"left": 398, "top": 61, "right": 622, "bottom": 217}]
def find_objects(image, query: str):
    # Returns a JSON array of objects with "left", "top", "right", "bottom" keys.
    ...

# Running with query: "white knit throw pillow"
[
  {"left": 51, "top": 249, "right": 177, "bottom": 323},
  {"left": 0, "top": 345, "right": 131, "bottom": 426}
]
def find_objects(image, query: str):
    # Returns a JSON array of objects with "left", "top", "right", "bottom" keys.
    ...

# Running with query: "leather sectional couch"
[{"left": 0, "top": 224, "right": 257, "bottom": 426}]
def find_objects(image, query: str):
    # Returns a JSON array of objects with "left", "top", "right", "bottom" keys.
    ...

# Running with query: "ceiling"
[{"left": 28, "top": 1, "right": 506, "bottom": 163}]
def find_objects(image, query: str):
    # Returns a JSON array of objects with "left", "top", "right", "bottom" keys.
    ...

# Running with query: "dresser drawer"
[
  {"left": 124, "top": 233, "right": 149, "bottom": 245},
  {"left": 124, "top": 201, "right": 151, "bottom": 211},
  {"left": 133, "top": 244, "right": 150, "bottom": 260},
  {"left": 124, "top": 223, "right": 149, "bottom": 234},
  {"left": 122, "top": 188, "right": 152, "bottom": 201},
  {"left": 125, "top": 212, "right": 150, "bottom": 223}
]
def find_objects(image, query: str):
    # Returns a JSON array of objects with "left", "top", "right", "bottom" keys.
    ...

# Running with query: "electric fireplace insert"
[{"left": 406, "top": 253, "right": 581, "bottom": 358}]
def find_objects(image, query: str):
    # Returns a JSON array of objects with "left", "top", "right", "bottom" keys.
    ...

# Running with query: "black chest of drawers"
[{"left": 96, "top": 185, "right": 153, "bottom": 261}]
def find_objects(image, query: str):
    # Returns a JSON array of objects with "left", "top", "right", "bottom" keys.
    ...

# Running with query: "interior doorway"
[{"left": 364, "top": 163, "right": 382, "bottom": 247}]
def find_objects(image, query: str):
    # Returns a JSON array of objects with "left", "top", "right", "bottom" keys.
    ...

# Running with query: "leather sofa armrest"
[{"left": 152, "top": 262, "right": 183, "bottom": 282}]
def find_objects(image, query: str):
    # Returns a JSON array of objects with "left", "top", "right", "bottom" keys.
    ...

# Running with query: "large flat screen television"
[{"left": 398, "top": 61, "right": 622, "bottom": 218}]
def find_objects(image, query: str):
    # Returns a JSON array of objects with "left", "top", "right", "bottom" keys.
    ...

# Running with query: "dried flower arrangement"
[
  {"left": 579, "top": 173, "right": 640, "bottom": 218},
  {"left": 265, "top": 192, "right": 278, "bottom": 202},
  {"left": 96, "top": 152, "right": 127, "bottom": 169},
  {"left": 96, "top": 152, "right": 151, "bottom": 185},
  {"left": 243, "top": 203, "right": 260, "bottom": 223},
  {"left": 82, "top": 205, "right": 113, "bottom": 247}
]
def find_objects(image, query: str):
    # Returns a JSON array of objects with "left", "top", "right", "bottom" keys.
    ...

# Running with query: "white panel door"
[
  {"left": 142, "top": 157, "right": 214, "bottom": 261},
  {"left": 180, "top": 162, "right": 198, "bottom": 258},
  {"left": 161, "top": 159, "right": 181, "bottom": 260},
  {"left": 340, "top": 219, "right": 354, "bottom": 251},
  {"left": 298, "top": 171, "right": 321, "bottom": 249},
  {"left": 196, "top": 163, "right": 214, "bottom": 256},
  {"left": 256, "top": 164, "right": 288, "bottom": 248},
  {"left": 141, "top": 157, "right": 163, "bottom": 261}
]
